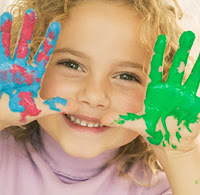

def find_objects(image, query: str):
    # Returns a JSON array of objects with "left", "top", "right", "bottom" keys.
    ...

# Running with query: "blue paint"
[
  {"left": 44, "top": 97, "right": 67, "bottom": 111},
  {"left": 0, "top": 9, "right": 67, "bottom": 122},
  {"left": 25, "top": 8, "right": 35, "bottom": 15}
]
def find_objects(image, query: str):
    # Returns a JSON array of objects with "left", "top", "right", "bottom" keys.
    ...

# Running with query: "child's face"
[{"left": 38, "top": 1, "right": 150, "bottom": 158}]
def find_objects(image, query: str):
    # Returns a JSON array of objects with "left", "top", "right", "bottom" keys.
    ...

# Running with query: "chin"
[{"left": 59, "top": 139, "right": 107, "bottom": 159}]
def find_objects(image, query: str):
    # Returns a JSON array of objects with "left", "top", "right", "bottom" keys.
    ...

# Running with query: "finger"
[
  {"left": 0, "top": 12, "right": 12, "bottom": 58},
  {"left": 167, "top": 31, "right": 195, "bottom": 85},
  {"left": 15, "top": 92, "right": 78, "bottom": 123},
  {"left": 102, "top": 112, "right": 164, "bottom": 146},
  {"left": 43, "top": 97, "right": 68, "bottom": 112},
  {"left": 32, "top": 21, "right": 61, "bottom": 78},
  {"left": 14, "top": 9, "right": 37, "bottom": 62},
  {"left": 149, "top": 34, "right": 166, "bottom": 84},
  {"left": 18, "top": 98, "right": 77, "bottom": 124},
  {"left": 36, "top": 97, "right": 78, "bottom": 117},
  {"left": 101, "top": 112, "right": 148, "bottom": 136},
  {"left": 184, "top": 53, "right": 200, "bottom": 94}
]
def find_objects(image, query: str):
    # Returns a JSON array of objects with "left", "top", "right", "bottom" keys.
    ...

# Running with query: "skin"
[
  {"left": 102, "top": 30, "right": 200, "bottom": 153},
  {"left": 0, "top": 10, "right": 76, "bottom": 128},
  {"left": 116, "top": 31, "right": 200, "bottom": 149},
  {"left": 0, "top": 2, "right": 200, "bottom": 194},
  {"left": 38, "top": 1, "right": 150, "bottom": 158}
]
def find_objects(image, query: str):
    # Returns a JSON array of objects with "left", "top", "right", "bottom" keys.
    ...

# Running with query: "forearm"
[{"left": 161, "top": 143, "right": 200, "bottom": 195}]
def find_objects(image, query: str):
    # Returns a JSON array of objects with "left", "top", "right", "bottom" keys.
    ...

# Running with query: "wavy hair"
[{"left": 6, "top": 0, "right": 183, "bottom": 186}]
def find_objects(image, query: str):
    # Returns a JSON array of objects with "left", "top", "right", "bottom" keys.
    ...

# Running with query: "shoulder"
[
  {"left": 0, "top": 129, "right": 28, "bottom": 163},
  {"left": 127, "top": 161, "right": 172, "bottom": 195},
  {"left": 0, "top": 129, "right": 16, "bottom": 152}
]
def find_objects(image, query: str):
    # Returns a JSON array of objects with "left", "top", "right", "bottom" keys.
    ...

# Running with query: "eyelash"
[
  {"left": 115, "top": 73, "right": 141, "bottom": 83},
  {"left": 57, "top": 59, "right": 83, "bottom": 71},
  {"left": 57, "top": 59, "right": 141, "bottom": 83}
]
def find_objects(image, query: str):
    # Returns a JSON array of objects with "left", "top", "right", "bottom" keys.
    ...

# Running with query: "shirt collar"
[{"left": 37, "top": 128, "right": 119, "bottom": 182}]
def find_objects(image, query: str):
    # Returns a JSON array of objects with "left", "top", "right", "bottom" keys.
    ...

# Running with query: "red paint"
[
  {"left": 0, "top": 70, "right": 7, "bottom": 81},
  {"left": 48, "top": 31, "right": 55, "bottom": 39},
  {"left": 43, "top": 38, "right": 53, "bottom": 53},
  {"left": 35, "top": 78, "right": 40, "bottom": 82},
  {"left": 18, "top": 91, "right": 41, "bottom": 122},
  {"left": 16, "top": 12, "right": 37, "bottom": 59},
  {"left": 10, "top": 64, "right": 37, "bottom": 85},
  {"left": 36, "top": 32, "right": 53, "bottom": 66},
  {"left": 36, "top": 50, "right": 50, "bottom": 65},
  {"left": 1, "top": 19, "right": 11, "bottom": 57}
]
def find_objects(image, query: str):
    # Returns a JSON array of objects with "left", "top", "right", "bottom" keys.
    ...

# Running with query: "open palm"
[
  {"left": 110, "top": 31, "right": 200, "bottom": 149},
  {"left": 0, "top": 9, "right": 74, "bottom": 127}
]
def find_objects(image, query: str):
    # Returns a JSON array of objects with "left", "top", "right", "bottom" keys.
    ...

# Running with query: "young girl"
[{"left": 0, "top": 0, "right": 200, "bottom": 194}]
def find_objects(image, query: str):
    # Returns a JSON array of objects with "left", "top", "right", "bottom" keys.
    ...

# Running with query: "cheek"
[
  {"left": 40, "top": 69, "right": 59, "bottom": 99},
  {"left": 40, "top": 67, "right": 68, "bottom": 99},
  {"left": 40, "top": 67, "right": 81, "bottom": 99},
  {"left": 112, "top": 87, "right": 145, "bottom": 113}
]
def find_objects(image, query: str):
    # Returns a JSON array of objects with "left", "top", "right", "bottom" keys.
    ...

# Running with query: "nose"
[{"left": 77, "top": 77, "right": 110, "bottom": 109}]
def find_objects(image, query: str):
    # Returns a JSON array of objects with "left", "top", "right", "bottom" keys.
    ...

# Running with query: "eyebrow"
[
  {"left": 114, "top": 61, "right": 143, "bottom": 70},
  {"left": 54, "top": 48, "right": 144, "bottom": 70},
  {"left": 54, "top": 48, "right": 91, "bottom": 61}
]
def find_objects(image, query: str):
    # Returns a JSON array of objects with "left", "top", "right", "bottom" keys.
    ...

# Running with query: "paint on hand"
[
  {"left": 15, "top": 10, "right": 37, "bottom": 60},
  {"left": 195, "top": 179, "right": 199, "bottom": 184},
  {"left": 0, "top": 9, "right": 66, "bottom": 122},
  {"left": 116, "top": 31, "right": 200, "bottom": 149},
  {"left": 18, "top": 91, "right": 41, "bottom": 122},
  {"left": 44, "top": 97, "right": 67, "bottom": 111},
  {"left": 0, "top": 13, "right": 12, "bottom": 57}
]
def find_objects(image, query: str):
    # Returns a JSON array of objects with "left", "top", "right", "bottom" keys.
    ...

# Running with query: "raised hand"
[
  {"left": 103, "top": 31, "right": 200, "bottom": 150},
  {"left": 0, "top": 9, "right": 76, "bottom": 127}
]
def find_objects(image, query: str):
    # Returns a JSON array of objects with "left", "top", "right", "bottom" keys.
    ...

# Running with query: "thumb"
[
  {"left": 35, "top": 96, "right": 78, "bottom": 118},
  {"left": 101, "top": 112, "right": 148, "bottom": 137}
]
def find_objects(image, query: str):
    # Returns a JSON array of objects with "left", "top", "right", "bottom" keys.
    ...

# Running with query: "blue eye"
[
  {"left": 115, "top": 73, "right": 141, "bottom": 83},
  {"left": 57, "top": 60, "right": 82, "bottom": 71}
]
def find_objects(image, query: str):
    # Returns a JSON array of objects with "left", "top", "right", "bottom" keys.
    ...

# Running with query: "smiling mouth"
[{"left": 65, "top": 114, "right": 104, "bottom": 128}]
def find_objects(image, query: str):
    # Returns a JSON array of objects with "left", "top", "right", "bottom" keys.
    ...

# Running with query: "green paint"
[
  {"left": 176, "top": 131, "right": 182, "bottom": 142},
  {"left": 162, "top": 141, "right": 166, "bottom": 147},
  {"left": 178, "top": 127, "right": 181, "bottom": 131},
  {"left": 195, "top": 179, "right": 199, "bottom": 184},
  {"left": 171, "top": 144, "right": 177, "bottom": 149},
  {"left": 114, "top": 31, "right": 200, "bottom": 149},
  {"left": 114, "top": 119, "right": 125, "bottom": 125}
]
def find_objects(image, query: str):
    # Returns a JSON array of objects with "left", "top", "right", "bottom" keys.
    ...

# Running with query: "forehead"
[
  {"left": 64, "top": 1, "right": 143, "bottom": 38},
  {"left": 55, "top": 1, "right": 149, "bottom": 66}
]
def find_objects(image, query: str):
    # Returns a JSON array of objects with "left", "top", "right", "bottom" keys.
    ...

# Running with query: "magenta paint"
[
  {"left": 10, "top": 64, "right": 36, "bottom": 85},
  {"left": 1, "top": 19, "right": 11, "bottom": 57},
  {"left": 16, "top": 11, "right": 37, "bottom": 59},
  {"left": 0, "top": 9, "right": 66, "bottom": 122},
  {"left": 18, "top": 91, "right": 41, "bottom": 122}
]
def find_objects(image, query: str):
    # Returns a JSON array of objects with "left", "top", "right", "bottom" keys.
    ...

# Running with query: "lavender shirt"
[{"left": 0, "top": 129, "right": 172, "bottom": 195}]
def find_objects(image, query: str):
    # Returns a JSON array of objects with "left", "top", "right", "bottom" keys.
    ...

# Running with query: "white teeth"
[
  {"left": 94, "top": 123, "right": 99, "bottom": 127},
  {"left": 75, "top": 118, "right": 80, "bottom": 124},
  {"left": 67, "top": 115, "right": 104, "bottom": 128},
  {"left": 71, "top": 116, "right": 75, "bottom": 122},
  {"left": 80, "top": 120, "right": 87, "bottom": 126},
  {"left": 88, "top": 123, "right": 94, "bottom": 127}
]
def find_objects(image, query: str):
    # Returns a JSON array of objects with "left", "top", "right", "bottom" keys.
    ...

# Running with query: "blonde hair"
[{"left": 6, "top": 0, "right": 183, "bottom": 186}]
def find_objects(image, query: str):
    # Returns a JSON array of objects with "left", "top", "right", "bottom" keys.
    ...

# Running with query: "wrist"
[{"left": 159, "top": 142, "right": 200, "bottom": 195}]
